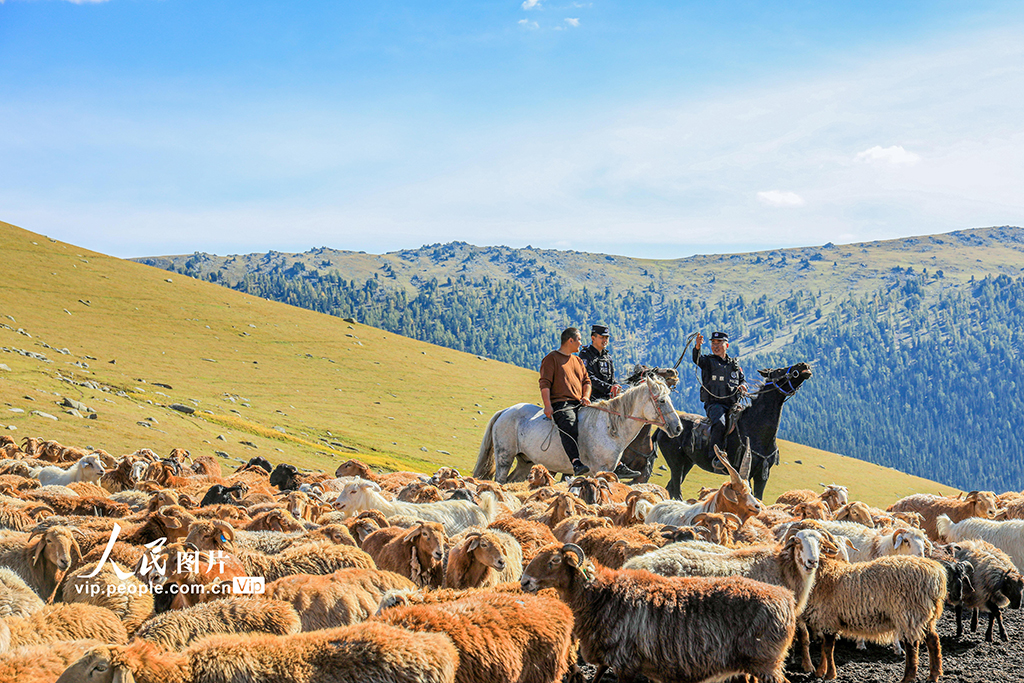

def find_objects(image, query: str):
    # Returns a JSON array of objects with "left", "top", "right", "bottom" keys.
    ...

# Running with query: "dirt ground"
[{"left": 582, "top": 605, "right": 1023, "bottom": 683}]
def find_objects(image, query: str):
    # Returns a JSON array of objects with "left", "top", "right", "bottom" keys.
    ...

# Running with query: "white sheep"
[
  {"left": 803, "top": 520, "right": 931, "bottom": 563},
  {"left": 333, "top": 478, "right": 499, "bottom": 536},
  {"left": 937, "top": 514, "right": 1024, "bottom": 572},
  {"left": 0, "top": 566, "right": 44, "bottom": 618},
  {"left": 29, "top": 454, "right": 105, "bottom": 487}
]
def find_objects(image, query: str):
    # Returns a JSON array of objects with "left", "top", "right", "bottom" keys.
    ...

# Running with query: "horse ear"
[{"left": 758, "top": 368, "right": 770, "bottom": 377}]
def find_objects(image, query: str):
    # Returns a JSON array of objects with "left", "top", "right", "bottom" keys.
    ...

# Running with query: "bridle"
[
  {"left": 753, "top": 365, "right": 805, "bottom": 398},
  {"left": 586, "top": 382, "right": 672, "bottom": 428}
]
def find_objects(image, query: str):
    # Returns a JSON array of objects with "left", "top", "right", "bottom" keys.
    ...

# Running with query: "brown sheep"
[
  {"left": 99, "top": 458, "right": 137, "bottom": 494},
  {"left": 488, "top": 516, "right": 558, "bottom": 565},
  {"left": 265, "top": 568, "right": 417, "bottom": 631},
  {"left": 190, "top": 456, "right": 222, "bottom": 477},
  {"left": 365, "top": 521, "right": 446, "bottom": 588},
  {"left": 184, "top": 520, "right": 376, "bottom": 581},
  {"left": 527, "top": 464, "right": 555, "bottom": 489},
  {"left": 305, "top": 523, "right": 358, "bottom": 547},
  {"left": 552, "top": 515, "right": 613, "bottom": 543},
  {"left": 0, "top": 638, "right": 104, "bottom": 683},
  {"left": 242, "top": 508, "right": 306, "bottom": 532},
  {"left": 333, "top": 459, "right": 423, "bottom": 492},
  {"left": 834, "top": 501, "right": 875, "bottom": 526},
  {"left": 889, "top": 491, "right": 1001, "bottom": 540},
  {"left": 691, "top": 512, "right": 743, "bottom": 546},
  {"left": 0, "top": 525, "right": 82, "bottom": 602},
  {"left": 790, "top": 499, "right": 832, "bottom": 521},
  {"left": 444, "top": 529, "right": 523, "bottom": 589},
  {"left": 576, "top": 526, "right": 661, "bottom": 569},
  {"left": 592, "top": 471, "right": 633, "bottom": 502},
  {"left": 2, "top": 603, "right": 127, "bottom": 650},
  {"left": 61, "top": 560, "right": 154, "bottom": 636},
  {"left": 132, "top": 597, "right": 302, "bottom": 650},
  {"left": 56, "top": 622, "right": 459, "bottom": 683},
  {"left": 568, "top": 476, "right": 614, "bottom": 505},
  {"left": 375, "top": 590, "right": 575, "bottom": 683},
  {"left": 514, "top": 491, "right": 584, "bottom": 528},
  {"left": 397, "top": 481, "right": 445, "bottom": 503},
  {"left": 734, "top": 516, "right": 776, "bottom": 546}
]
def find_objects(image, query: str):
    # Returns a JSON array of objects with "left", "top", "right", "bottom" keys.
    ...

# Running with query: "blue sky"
[{"left": 2, "top": 1, "right": 1023, "bottom": 258}]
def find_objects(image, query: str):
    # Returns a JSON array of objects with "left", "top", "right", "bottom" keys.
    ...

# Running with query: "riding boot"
[
  {"left": 708, "top": 424, "right": 728, "bottom": 474},
  {"left": 613, "top": 462, "right": 641, "bottom": 479}
]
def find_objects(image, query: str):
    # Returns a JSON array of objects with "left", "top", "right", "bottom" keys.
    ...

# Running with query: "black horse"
[{"left": 656, "top": 362, "right": 813, "bottom": 500}]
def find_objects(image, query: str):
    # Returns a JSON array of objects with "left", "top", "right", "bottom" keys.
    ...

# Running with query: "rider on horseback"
[
  {"left": 579, "top": 324, "right": 641, "bottom": 479},
  {"left": 540, "top": 327, "right": 593, "bottom": 477},
  {"left": 693, "top": 331, "right": 747, "bottom": 474}
]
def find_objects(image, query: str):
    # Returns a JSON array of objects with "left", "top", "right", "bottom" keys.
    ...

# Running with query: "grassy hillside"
[{"left": 0, "top": 219, "right": 958, "bottom": 506}]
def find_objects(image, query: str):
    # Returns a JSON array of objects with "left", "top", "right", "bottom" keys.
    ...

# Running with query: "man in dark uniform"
[
  {"left": 580, "top": 324, "right": 641, "bottom": 479},
  {"left": 692, "top": 331, "right": 747, "bottom": 473}
]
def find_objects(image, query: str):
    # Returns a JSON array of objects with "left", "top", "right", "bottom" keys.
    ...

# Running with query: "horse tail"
[{"left": 473, "top": 409, "right": 505, "bottom": 480}]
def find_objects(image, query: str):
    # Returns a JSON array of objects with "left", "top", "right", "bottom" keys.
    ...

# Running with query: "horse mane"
[{"left": 590, "top": 377, "right": 668, "bottom": 438}]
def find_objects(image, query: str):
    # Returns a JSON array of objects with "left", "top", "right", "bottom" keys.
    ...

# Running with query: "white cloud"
[
  {"left": 521, "top": 0, "right": 541, "bottom": 9},
  {"left": 518, "top": 19, "right": 539, "bottom": 29},
  {"left": 565, "top": 18, "right": 580, "bottom": 27},
  {"left": 855, "top": 145, "right": 921, "bottom": 165},
  {"left": 757, "top": 191, "right": 806, "bottom": 207}
]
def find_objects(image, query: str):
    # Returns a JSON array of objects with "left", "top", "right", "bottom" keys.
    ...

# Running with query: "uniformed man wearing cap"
[
  {"left": 693, "top": 331, "right": 748, "bottom": 473},
  {"left": 580, "top": 324, "right": 640, "bottom": 479}
]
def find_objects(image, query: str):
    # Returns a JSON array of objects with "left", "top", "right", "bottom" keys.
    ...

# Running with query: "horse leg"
[
  {"left": 507, "top": 455, "right": 533, "bottom": 483},
  {"left": 493, "top": 448, "right": 515, "bottom": 484},
  {"left": 751, "top": 464, "right": 770, "bottom": 500},
  {"left": 666, "top": 450, "right": 693, "bottom": 501}
]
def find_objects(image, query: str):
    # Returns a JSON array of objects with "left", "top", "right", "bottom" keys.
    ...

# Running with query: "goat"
[
  {"left": 521, "top": 543, "right": 796, "bottom": 683},
  {"left": 638, "top": 447, "right": 764, "bottom": 527},
  {"left": 333, "top": 479, "right": 498, "bottom": 535},
  {"left": 889, "top": 491, "right": 1001, "bottom": 541},
  {"left": 800, "top": 520, "right": 932, "bottom": 563}
]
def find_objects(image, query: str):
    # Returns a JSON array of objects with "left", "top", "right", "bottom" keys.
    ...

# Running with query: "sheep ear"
[
  {"left": 467, "top": 537, "right": 480, "bottom": 551},
  {"left": 403, "top": 526, "right": 422, "bottom": 542},
  {"left": 893, "top": 531, "right": 905, "bottom": 549},
  {"left": 722, "top": 487, "right": 738, "bottom": 504},
  {"left": 31, "top": 535, "right": 45, "bottom": 566},
  {"left": 112, "top": 666, "right": 136, "bottom": 683}
]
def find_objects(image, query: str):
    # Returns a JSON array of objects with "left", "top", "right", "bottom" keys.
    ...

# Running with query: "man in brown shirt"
[{"left": 539, "top": 327, "right": 592, "bottom": 476}]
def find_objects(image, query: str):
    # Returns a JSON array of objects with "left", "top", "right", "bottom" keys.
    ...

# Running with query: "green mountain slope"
[
  {"left": 0, "top": 219, "right": 960, "bottom": 507},
  {"left": 137, "top": 227, "right": 1024, "bottom": 492}
]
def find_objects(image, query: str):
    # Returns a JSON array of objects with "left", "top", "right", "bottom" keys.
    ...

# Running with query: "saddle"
[{"left": 695, "top": 403, "right": 746, "bottom": 443}]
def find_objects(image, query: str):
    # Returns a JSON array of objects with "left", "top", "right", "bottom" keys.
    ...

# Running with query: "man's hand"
[
  {"left": 610, "top": 384, "right": 622, "bottom": 397},
  {"left": 738, "top": 383, "right": 749, "bottom": 396},
  {"left": 694, "top": 332, "right": 704, "bottom": 349}
]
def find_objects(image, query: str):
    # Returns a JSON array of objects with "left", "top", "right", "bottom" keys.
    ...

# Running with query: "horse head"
[
  {"left": 644, "top": 376, "right": 683, "bottom": 437},
  {"left": 757, "top": 362, "right": 812, "bottom": 396}
]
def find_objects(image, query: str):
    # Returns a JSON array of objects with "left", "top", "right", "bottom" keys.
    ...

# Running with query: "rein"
[{"left": 585, "top": 383, "right": 671, "bottom": 428}]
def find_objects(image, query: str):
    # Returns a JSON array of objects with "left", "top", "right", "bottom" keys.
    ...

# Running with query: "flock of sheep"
[{"left": 1, "top": 433, "right": 1023, "bottom": 683}]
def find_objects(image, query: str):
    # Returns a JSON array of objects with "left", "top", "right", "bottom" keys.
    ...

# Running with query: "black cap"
[
  {"left": 591, "top": 324, "right": 610, "bottom": 337},
  {"left": 711, "top": 331, "right": 729, "bottom": 342}
]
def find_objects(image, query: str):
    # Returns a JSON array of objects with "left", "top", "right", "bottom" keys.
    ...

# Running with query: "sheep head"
[
  {"left": 318, "top": 524, "right": 356, "bottom": 546},
  {"left": 691, "top": 512, "right": 741, "bottom": 545},
  {"left": 522, "top": 543, "right": 595, "bottom": 594},
  {"left": 834, "top": 501, "right": 874, "bottom": 527},
  {"left": 334, "top": 459, "right": 372, "bottom": 479},
  {"left": 791, "top": 500, "right": 831, "bottom": 521},
  {"left": 28, "top": 525, "right": 82, "bottom": 603},
  {"left": 461, "top": 531, "right": 506, "bottom": 572},
  {"left": 396, "top": 482, "right": 443, "bottom": 503},
  {"left": 404, "top": 522, "right": 445, "bottom": 564},
  {"left": 257, "top": 509, "right": 304, "bottom": 532},
  {"left": 892, "top": 527, "right": 932, "bottom": 557},
  {"left": 890, "top": 511, "right": 924, "bottom": 529},
  {"left": 964, "top": 491, "right": 1000, "bottom": 519},
  {"left": 282, "top": 491, "right": 311, "bottom": 519},
  {"left": 154, "top": 505, "right": 195, "bottom": 543},
  {"left": 527, "top": 464, "right": 555, "bottom": 489},
  {"left": 78, "top": 455, "right": 107, "bottom": 483},
  {"left": 185, "top": 520, "right": 236, "bottom": 552},
  {"left": 333, "top": 480, "right": 381, "bottom": 516},
  {"left": 57, "top": 641, "right": 187, "bottom": 683},
  {"left": 661, "top": 525, "right": 712, "bottom": 544},
  {"left": 351, "top": 518, "right": 386, "bottom": 544},
  {"left": 819, "top": 484, "right": 849, "bottom": 512}
]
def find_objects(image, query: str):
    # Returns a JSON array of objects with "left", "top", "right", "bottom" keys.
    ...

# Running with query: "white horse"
[{"left": 473, "top": 376, "right": 683, "bottom": 483}]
